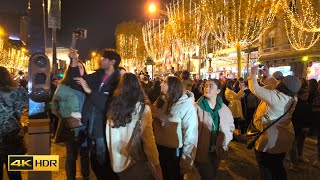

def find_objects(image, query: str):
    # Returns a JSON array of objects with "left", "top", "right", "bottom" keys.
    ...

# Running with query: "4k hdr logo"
[{"left": 8, "top": 155, "right": 59, "bottom": 171}]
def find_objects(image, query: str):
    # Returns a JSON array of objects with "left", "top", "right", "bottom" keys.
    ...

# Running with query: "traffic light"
[{"left": 28, "top": 53, "right": 51, "bottom": 102}]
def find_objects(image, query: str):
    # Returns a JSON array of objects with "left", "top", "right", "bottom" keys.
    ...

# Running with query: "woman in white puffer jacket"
[{"left": 248, "top": 65, "right": 301, "bottom": 180}]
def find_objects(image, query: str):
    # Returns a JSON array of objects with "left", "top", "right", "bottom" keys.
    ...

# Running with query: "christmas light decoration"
[
  {"left": 282, "top": 0, "right": 320, "bottom": 32},
  {"left": 142, "top": 19, "right": 167, "bottom": 62},
  {"left": 0, "top": 37, "right": 29, "bottom": 72},
  {"left": 284, "top": 16, "right": 320, "bottom": 50},
  {"left": 166, "top": 0, "right": 203, "bottom": 53},
  {"left": 115, "top": 21, "right": 147, "bottom": 71},
  {"left": 201, "top": 0, "right": 280, "bottom": 77}
]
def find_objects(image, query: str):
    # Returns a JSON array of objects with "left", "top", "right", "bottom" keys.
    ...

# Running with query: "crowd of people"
[{"left": 0, "top": 48, "right": 320, "bottom": 180}]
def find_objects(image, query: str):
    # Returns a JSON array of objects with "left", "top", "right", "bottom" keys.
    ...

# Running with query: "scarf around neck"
[
  {"left": 197, "top": 95, "right": 223, "bottom": 152},
  {"left": 197, "top": 95, "right": 223, "bottom": 131}
]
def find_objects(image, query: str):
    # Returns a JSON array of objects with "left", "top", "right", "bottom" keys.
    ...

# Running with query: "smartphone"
[{"left": 258, "top": 65, "right": 264, "bottom": 70}]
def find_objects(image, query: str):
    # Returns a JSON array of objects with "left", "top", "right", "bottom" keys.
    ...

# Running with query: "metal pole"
[
  {"left": 42, "top": 0, "right": 47, "bottom": 52},
  {"left": 247, "top": 44, "right": 251, "bottom": 78},
  {"left": 52, "top": 28, "right": 57, "bottom": 75}
]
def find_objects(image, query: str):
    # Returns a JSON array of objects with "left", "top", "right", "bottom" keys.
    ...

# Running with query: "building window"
[{"left": 266, "top": 30, "right": 275, "bottom": 48}]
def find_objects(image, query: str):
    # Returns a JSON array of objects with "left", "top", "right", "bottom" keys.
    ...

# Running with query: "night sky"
[{"left": 0, "top": 0, "right": 170, "bottom": 59}]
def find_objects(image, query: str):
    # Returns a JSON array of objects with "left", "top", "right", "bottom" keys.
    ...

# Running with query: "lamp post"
[{"left": 208, "top": 53, "right": 213, "bottom": 79}]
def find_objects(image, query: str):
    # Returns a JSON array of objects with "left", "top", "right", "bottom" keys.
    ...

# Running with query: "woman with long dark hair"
[
  {"left": 106, "top": 73, "right": 163, "bottom": 180},
  {"left": 195, "top": 79, "right": 235, "bottom": 179},
  {"left": 51, "top": 61, "right": 90, "bottom": 180},
  {"left": 152, "top": 76, "right": 198, "bottom": 180},
  {"left": 0, "top": 66, "right": 28, "bottom": 180},
  {"left": 249, "top": 65, "right": 301, "bottom": 180}
]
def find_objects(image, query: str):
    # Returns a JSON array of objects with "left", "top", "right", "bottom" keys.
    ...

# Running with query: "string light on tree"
[
  {"left": 284, "top": 16, "right": 320, "bottom": 50},
  {"left": 115, "top": 21, "right": 147, "bottom": 71},
  {"left": 142, "top": 19, "right": 167, "bottom": 63},
  {"left": 201, "top": 0, "right": 280, "bottom": 77},
  {"left": 166, "top": 0, "right": 203, "bottom": 71},
  {"left": 282, "top": 0, "right": 320, "bottom": 33}
]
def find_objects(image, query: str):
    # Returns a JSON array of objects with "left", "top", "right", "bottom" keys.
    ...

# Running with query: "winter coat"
[
  {"left": 225, "top": 88, "right": 244, "bottom": 119},
  {"left": 0, "top": 88, "right": 28, "bottom": 136},
  {"left": 51, "top": 84, "right": 85, "bottom": 119},
  {"left": 194, "top": 103, "right": 234, "bottom": 162},
  {"left": 248, "top": 75, "right": 296, "bottom": 154},
  {"left": 69, "top": 67, "right": 120, "bottom": 139},
  {"left": 152, "top": 91, "right": 198, "bottom": 174},
  {"left": 105, "top": 103, "right": 159, "bottom": 173},
  {"left": 69, "top": 67, "right": 120, "bottom": 165}
]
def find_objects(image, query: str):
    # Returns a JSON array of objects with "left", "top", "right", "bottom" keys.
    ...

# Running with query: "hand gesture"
[
  {"left": 69, "top": 48, "right": 79, "bottom": 67},
  {"left": 74, "top": 77, "right": 92, "bottom": 93},
  {"left": 250, "top": 65, "right": 258, "bottom": 77}
]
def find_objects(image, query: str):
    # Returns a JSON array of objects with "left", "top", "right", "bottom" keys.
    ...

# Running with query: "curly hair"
[
  {"left": 108, "top": 73, "right": 146, "bottom": 128},
  {"left": 0, "top": 66, "right": 17, "bottom": 91}
]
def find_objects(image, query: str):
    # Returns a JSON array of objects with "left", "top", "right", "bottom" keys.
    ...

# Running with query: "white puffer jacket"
[{"left": 249, "top": 76, "right": 296, "bottom": 154}]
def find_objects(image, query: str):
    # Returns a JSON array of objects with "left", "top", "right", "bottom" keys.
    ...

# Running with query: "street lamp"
[
  {"left": 0, "top": 27, "right": 6, "bottom": 37},
  {"left": 208, "top": 53, "right": 213, "bottom": 79},
  {"left": 148, "top": 2, "right": 157, "bottom": 14},
  {"left": 146, "top": 1, "right": 168, "bottom": 17},
  {"left": 91, "top": 52, "right": 96, "bottom": 57}
]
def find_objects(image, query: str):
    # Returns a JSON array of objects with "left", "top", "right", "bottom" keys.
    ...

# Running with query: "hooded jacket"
[
  {"left": 152, "top": 91, "right": 198, "bottom": 174},
  {"left": 248, "top": 75, "right": 296, "bottom": 154},
  {"left": 225, "top": 88, "right": 244, "bottom": 119}
]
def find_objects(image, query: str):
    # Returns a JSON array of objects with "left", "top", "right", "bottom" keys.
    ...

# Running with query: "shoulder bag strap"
[{"left": 258, "top": 99, "right": 295, "bottom": 136}]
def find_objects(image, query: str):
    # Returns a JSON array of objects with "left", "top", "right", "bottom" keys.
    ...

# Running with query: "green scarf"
[{"left": 197, "top": 95, "right": 223, "bottom": 151}]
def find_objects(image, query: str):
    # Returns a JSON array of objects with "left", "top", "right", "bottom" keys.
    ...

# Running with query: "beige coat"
[
  {"left": 249, "top": 76, "right": 296, "bottom": 153},
  {"left": 225, "top": 88, "right": 245, "bottom": 119},
  {"left": 194, "top": 103, "right": 235, "bottom": 162}
]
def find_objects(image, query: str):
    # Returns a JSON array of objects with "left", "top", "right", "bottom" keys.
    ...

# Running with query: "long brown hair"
[
  {"left": 60, "top": 61, "right": 87, "bottom": 84},
  {"left": 108, "top": 73, "right": 146, "bottom": 128},
  {"left": 165, "top": 76, "right": 183, "bottom": 114},
  {"left": 0, "top": 66, "right": 17, "bottom": 91}
]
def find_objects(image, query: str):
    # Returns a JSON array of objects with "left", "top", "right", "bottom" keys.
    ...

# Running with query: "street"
[{"left": 3, "top": 136, "right": 319, "bottom": 180}]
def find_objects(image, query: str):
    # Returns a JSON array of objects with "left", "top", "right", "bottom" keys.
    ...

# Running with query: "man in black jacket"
[{"left": 69, "top": 49, "right": 121, "bottom": 180}]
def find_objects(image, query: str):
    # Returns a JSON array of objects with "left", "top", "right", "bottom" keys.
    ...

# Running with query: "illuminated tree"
[
  {"left": 282, "top": 0, "right": 320, "bottom": 33},
  {"left": 202, "top": 0, "right": 280, "bottom": 77},
  {"left": 115, "top": 21, "right": 147, "bottom": 71},
  {"left": 282, "top": 0, "right": 320, "bottom": 50}
]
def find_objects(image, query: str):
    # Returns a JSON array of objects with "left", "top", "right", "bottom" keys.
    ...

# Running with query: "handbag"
[
  {"left": 123, "top": 108, "right": 154, "bottom": 179},
  {"left": 246, "top": 101, "right": 295, "bottom": 150}
]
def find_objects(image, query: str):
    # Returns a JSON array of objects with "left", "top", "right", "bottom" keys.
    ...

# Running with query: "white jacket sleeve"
[
  {"left": 248, "top": 75, "right": 279, "bottom": 106},
  {"left": 141, "top": 105, "right": 160, "bottom": 166},
  {"left": 219, "top": 105, "right": 235, "bottom": 151},
  {"left": 180, "top": 105, "right": 198, "bottom": 174}
]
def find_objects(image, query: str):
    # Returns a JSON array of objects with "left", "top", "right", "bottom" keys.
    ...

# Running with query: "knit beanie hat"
[
  {"left": 272, "top": 71, "right": 284, "bottom": 80},
  {"left": 280, "top": 75, "right": 301, "bottom": 94}
]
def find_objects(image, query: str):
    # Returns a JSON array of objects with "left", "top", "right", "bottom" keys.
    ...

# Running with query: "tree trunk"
[{"left": 236, "top": 42, "right": 242, "bottom": 78}]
